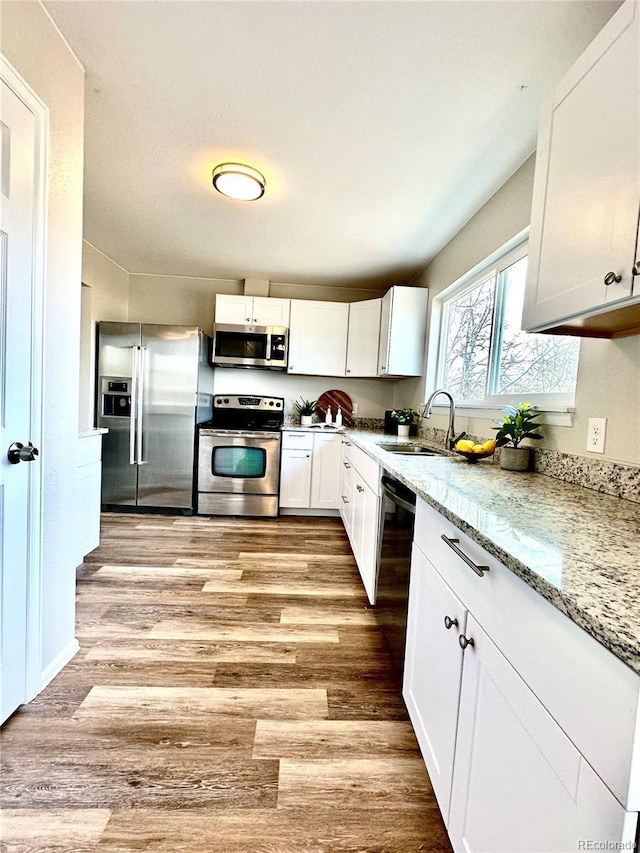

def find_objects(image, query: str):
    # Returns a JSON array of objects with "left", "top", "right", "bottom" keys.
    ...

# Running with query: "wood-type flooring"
[{"left": 1, "top": 513, "right": 451, "bottom": 852}]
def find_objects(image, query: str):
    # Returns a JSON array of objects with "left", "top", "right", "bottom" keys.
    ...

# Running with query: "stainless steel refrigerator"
[{"left": 96, "top": 322, "right": 214, "bottom": 512}]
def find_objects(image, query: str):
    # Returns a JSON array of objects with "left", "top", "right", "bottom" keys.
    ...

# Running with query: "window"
[{"left": 434, "top": 240, "right": 579, "bottom": 408}]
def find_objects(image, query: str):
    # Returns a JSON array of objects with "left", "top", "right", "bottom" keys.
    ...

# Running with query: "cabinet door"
[
  {"left": 377, "top": 286, "right": 428, "bottom": 377},
  {"left": 449, "top": 616, "right": 637, "bottom": 853},
  {"left": 76, "top": 460, "right": 102, "bottom": 565},
  {"left": 288, "top": 300, "right": 349, "bottom": 376},
  {"left": 279, "top": 448, "right": 312, "bottom": 508},
  {"left": 346, "top": 299, "right": 382, "bottom": 377},
  {"left": 403, "top": 544, "right": 467, "bottom": 823},
  {"left": 252, "top": 297, "right": 290, "bottom": 327},
  {"left": 214, "top": 294, "right": 254, "bottom": 324},
  {"left": 353, "top": 476, "right": 380, "bottom": 605},
  {"left": 310, "top": 433, "right": 341, "bottom": 509},
  {"left": 339, "top": 456, "right": 355, "bottom": 542},
  {"left": 524, "top": 2, "right": 640, "bottom": 332}
]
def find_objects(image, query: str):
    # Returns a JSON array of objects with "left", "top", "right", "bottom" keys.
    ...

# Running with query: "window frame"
[{"left": 431, "top": 232, "right": 579, "bottom": 412}]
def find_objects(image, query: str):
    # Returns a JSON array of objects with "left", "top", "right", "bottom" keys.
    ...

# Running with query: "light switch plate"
[{"left": 587, "top": 417, "right": 607, "bottom": 453}]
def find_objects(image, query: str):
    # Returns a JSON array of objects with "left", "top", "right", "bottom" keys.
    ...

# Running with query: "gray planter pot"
[{"left": 499, "top": 446, "right": 531, "bottom": 471}]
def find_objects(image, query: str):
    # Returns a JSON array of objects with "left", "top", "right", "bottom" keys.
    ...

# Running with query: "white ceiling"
[{"left": 44, "top": 0, "right": 619, "bottom": 289}]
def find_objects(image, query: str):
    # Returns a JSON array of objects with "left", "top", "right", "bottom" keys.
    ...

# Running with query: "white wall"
[
  {"left": 403, "top": 155, "right": 640, "bottom": 466},
  {"left": 213, "top": 368, "right": 396, "bottom": 420},
  {"left": 1, "top": 1, "right": 85, "bottom": 680},
  {"left": 80, "top": 241, "right": 130, "bottom": 430},
  {"left": 128, "top": 273, "right": 243, "bottom": 335}
]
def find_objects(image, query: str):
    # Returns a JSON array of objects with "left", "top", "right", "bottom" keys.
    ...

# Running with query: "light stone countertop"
[
  {"left": 345, "top": 429, "right": 640, "bottom": 677},
  {"left": 79, "top": 428, "right": 108, "bottom": 438},
  {"left": 282, "top": 424, "right": 345, "bottom": 433}
]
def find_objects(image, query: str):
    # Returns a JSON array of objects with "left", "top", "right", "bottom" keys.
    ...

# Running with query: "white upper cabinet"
[
  {"left": 523, "top": 0, "right": 640, "bottom": 337},
  {"left": 288, "top": 300, "right": 349, "bottom": 377},
  {"left": 345, "top": 298, "right": 382, "bottom": 377},
  {"left": 215, "top": 294, "right": 290, "bottom": 327},
  {"left": 377, "top": 286, "right": 428, "bottom": 377}
]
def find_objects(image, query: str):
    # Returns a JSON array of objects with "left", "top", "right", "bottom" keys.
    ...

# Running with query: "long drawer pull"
[{"left": 440, "top": 534, "right": 489, "bottom": 577}]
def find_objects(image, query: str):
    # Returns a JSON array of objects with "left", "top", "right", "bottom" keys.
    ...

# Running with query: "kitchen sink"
[{"left": 377, "top": 442, "right": 448, "bottom": 456}]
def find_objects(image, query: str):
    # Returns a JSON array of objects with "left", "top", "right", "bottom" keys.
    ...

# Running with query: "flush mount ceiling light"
[{"left": 211, "top": 162, "right": 265, "bottom": 201}]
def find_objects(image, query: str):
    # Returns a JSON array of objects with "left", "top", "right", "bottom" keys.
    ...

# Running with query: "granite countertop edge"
[{"left": 344, "top": 428, "right": 640, "bottom": 679}]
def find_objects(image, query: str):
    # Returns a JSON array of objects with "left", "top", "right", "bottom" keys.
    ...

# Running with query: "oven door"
[
  {"left": 198, "top": 430, "right": 281, "bottom": 495},
  {"left": 212, "top": 325, "right": 271, "bottom": 368}
]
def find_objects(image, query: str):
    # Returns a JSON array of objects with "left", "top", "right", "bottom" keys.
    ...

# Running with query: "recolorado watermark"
[{"left": 577, "top": 843, "right": 636, "bottom": 851}]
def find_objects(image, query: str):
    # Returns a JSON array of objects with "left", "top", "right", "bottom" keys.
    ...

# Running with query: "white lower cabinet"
[
  {"left": 449, "top": 614, "right": 634, "bottom": 852},
  {"left": 405, "top": 497, "right": 639, "bottom": 852},
  {"left": 404, "top": 544, "right": 466, "bottom": 819},
  {"left": 279, "top": 431, "right": 341, "bottom": 511},
  {"left": 76, "top": 433, "right": 103, "bottom": 566},
  {"left": 339, "top": 438, "right": 381, "bottom": 604}
]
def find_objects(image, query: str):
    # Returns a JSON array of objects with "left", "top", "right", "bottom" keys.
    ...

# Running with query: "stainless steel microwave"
[{"left": 211, "top": 324, "right": 288, "bottom": 370}]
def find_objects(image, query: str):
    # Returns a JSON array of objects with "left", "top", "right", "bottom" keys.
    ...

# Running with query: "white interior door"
[{"left": 0, "top": 66, "right": 44, "bottom": 723}]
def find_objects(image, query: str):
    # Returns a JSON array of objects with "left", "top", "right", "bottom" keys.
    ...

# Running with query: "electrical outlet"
[{"left": 587, "top": 418, "right": 607, "bottom": 453}]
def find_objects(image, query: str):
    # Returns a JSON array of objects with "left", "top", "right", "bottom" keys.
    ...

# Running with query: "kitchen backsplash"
[{"left": 413, "top": 423, "right": 640, "bottom": 504}]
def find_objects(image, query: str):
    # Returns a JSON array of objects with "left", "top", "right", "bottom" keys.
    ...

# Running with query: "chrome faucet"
[{"left": 421, "top": 389, "right": 465, "bottom": 450}]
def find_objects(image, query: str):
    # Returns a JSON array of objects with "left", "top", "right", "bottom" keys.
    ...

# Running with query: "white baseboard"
[
  {"left": 37, "top": 638, "right": 80, "bottom": 695},
  {"left": 279, "top": 508, "right": 340, "bottom": 517}
]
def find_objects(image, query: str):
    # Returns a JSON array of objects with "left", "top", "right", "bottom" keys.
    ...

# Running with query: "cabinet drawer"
[
  {"left": 282, "top": 431, "right": 313, "bottom": 450},
  {"left": 415, "top": 497, "right": 640, "bottom": 810},
  {"left": 342, "top": 439, "right": 381, "bottom": 495}
]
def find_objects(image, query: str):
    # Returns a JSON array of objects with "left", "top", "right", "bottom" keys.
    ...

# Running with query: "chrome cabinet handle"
[
  {"left": 441, "top": 534, "right": 489, "bottom": 577},
  {"left": 444, "top": 615, "right": 458, "bottom": 630},
  {"left": 346, "top": 369, "right": 351, "bottom": 373},
  {"left": 246, "top": 316, "right": 251, "bottom": 322},
  {"left": 604, "top": 271, "right": 622, "bottom": 286},
  {"left": 343, "top": 461, "right": 351, "bottom": 468},
  {"left": 341, "top": 495, "right": 349, "bottom": 504},
  {"left": 633, "top": 260, "right": 640, "bottom": 277},
  {"left": 459, "top": 634, "right": 474, "bottom": 650},
  {"left": 356, "top": 484, "right": 364, "bottom": 493},
  {"left": 343, "top": 441, "right": 352, "bottom": 446}
]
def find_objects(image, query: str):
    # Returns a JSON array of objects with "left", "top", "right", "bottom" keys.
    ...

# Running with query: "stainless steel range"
[{"left": 197, "top": 395, "right": 284, "bottom": 517}]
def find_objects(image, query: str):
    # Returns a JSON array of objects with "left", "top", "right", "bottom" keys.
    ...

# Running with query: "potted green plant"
[
  {"left": 492, "top": 402, "right": 543, "bottom": 471},
  {"left": 391, "top": 408, "right": 420, "bottom": 438},
  {"left": 295, "top": 397, "right": 317, "bottom": 426}
]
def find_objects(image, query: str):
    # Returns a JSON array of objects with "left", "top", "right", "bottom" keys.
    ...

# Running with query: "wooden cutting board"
[{"left": 315, "top": 390, "right": 354, "bottom": 427}]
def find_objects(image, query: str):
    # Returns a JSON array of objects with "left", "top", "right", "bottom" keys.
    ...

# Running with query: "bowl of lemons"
[{"left": 455, "top": 438, "right": 496, "bottom": 463}]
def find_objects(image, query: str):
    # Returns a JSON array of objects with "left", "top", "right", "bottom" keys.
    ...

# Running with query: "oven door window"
[
  {"left": 212, "top": 446, "right": 267, "bottom": 478},
  {"left": 215, "top": 331, "right": 268, "bottom": 361}
]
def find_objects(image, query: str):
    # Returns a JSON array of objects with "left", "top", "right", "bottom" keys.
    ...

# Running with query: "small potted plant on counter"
[
  {"left": 390, "top": 408, "right": 420, "bottom": 438},
  {"left": 492, "top": 402, "right": 543, "bottom": 471},
  {"left": 295, "top": 397, "right": 317, "bottom": 426}
]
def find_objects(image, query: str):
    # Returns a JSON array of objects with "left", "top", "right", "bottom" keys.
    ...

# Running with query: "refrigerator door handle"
[
  {"left": 129, "top": 346, "right": 139, "bottom": 466},
  {"left": 136, "top": 346, "right": 146, "bottom": 464}
]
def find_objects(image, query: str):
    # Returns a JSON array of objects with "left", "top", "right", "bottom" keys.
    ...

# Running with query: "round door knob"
[
  {"left": 604, "top": 271, "right": 622, "bottom": 286},
  {"left": 7, "top": 441, "right": 39, "bottom": 465},
  {"left": 444, "top": 615, "right": 458, "bottom": 630},
  {"left": 632, "top": 260, "right": 640, "bottom": 277},
  {"left": 459, "top": 634, "right": 474, "bottom": 650}
]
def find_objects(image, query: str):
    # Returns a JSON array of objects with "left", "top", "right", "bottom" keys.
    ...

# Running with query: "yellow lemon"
[
  {"left": 482, "top": 440, "right": 496, "bottom": 453},
  {"left": 472, "top": 444, "right": 485, "bottom": 453},
  {"left": 456, "top": 439, "right": 475, "bottom": 452}
]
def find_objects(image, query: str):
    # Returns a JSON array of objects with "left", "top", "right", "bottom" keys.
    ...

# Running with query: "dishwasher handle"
[{"left": 382, "top": 475, "right": 416, "bottom": 515}]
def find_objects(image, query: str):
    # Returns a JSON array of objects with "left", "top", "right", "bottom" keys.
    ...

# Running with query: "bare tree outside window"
[
  {"left": 442, "top": 274, "right": 495, "bottom": 401},
  {"left": 438, "top": 249, "right": 579, "bottom": 404},
  {"left": 493, "top": 258, "right": 579, "bottom": 395}
]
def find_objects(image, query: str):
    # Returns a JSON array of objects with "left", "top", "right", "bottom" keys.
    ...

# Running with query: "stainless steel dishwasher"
[{"left": 376, "top": 473, "right": 416, "bottom": 679}]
